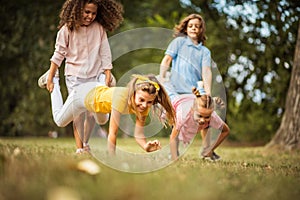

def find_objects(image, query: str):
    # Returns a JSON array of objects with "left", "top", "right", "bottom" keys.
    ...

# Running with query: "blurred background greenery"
[{"left": 0, "top": 0, "right": 299, "bottom": 144}]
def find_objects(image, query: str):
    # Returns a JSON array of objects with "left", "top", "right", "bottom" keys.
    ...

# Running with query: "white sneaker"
[
  {"left": 38, "top": 69, "right": 59, "bottom": 88},
  {"left": 75, "top": 148, "right": 84, "bottom": 154}
]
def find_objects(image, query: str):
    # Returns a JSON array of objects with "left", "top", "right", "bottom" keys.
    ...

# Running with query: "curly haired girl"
[
  {"left": 58, "top": 0, "right": 123, "bottom": 31},
  {"left": 38, "top": 0, "right": 123, "bottom": 154}
]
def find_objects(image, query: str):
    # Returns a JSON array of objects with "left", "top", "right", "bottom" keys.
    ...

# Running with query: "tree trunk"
[{"left": 266, "top": 21, "right": 300, "bottom": 150}]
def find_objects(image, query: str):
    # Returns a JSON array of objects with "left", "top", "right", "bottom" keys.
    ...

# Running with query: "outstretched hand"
[
  {"left": 144, "top": 140, "right": 161, "bottom": 152},
  {"left": 47, "top": 81, "right": 54, "bottom": 93}
]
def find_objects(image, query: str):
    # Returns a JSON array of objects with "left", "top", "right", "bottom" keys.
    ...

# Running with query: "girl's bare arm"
[
  {"left": 202, "top": 66, "right": 212, "bottom": 96},
  {"left": 159, "top": 55, "right": 172, "bottom": 81},
  {"left": 170, "top": 127, "right": 179, "bottom": 160},
  {"left": 107, "top": 109, "right": 121, "bottom": 155},
  {"left": 134, "top": 117, "right": 161, "bottom": 152}
]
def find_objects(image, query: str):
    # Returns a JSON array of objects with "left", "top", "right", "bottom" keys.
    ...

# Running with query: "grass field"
[{"left": 1, "top": 136, "right": 300, "bottom": 200}]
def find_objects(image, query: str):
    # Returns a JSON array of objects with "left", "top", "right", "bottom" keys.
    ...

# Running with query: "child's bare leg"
[
  {"left": 200, "top": 128, "right": 211, "bottom": 156},
  {"left": 74, "top": 126, "right": 83, "bottom": 148},
  {"left": 83, "top": 111, "right": 96, "bottom": 151},
  {"left": 208, "top": 130, "right": 229, "bottom": 153},
  {"left": 202, "top": 124, "right": 230, "bottom": 157},
  {"left": 73, "top": 113, "right": 84, "bottom": 153}
]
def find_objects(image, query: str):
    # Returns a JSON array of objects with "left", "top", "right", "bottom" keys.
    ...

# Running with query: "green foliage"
[
  {"left": 119, "top": 0, "right": 185, "bottom": 27},
  {"left": 228, "top": 98, "right": 281, "bottom": 143},
  {"left": 0, "top": 0, "right": 67, "bottom": 136},
  {"left": 216, "top": 0, "right": 299, "bottom": 142}
]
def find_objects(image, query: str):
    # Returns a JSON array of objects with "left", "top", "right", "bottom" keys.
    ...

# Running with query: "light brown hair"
[{"left": 174, "top": 13, "right": 207, "bottom": 45}]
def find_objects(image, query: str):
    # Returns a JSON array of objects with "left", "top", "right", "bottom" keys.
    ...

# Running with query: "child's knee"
[
  {"left": 54, "top": 119, "right": 67, "bottom": 128},
  {"left": 95, "top": 113, "right": 109, "bottom": 125}
]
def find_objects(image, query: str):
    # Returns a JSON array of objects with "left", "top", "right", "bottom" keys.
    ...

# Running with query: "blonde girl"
[
  {"left": 170, "top": 87, "right": 230, "bottom": 161},
  {"left": 107, "top": 74, "right": 175, "bottom": 153},
  {"left": 39, "top": 73, "right": 175, "bottom": 153}
]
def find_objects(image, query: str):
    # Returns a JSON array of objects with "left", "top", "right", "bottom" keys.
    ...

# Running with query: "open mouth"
[
  {"left": 198, "top": 121, "right": 205, "bottom": 125},
  {"left": 138, "top": 106, "right": 146, "bottom": 112}
]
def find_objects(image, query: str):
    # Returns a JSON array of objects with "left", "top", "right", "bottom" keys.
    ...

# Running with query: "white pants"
[
  {"left": 51, "top": 78, "right": 109, "bottom": 127},
  {"left": 65, "top": 73, "right": 105, "bottom": 138}
]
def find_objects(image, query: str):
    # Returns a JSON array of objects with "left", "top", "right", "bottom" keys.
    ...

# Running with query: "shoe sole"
[
  {"left": 38, "top": 70, "right": 49, "bottom": 88},
  {"left": 201, "top": 155, "right": 221, "bottom": 162}
]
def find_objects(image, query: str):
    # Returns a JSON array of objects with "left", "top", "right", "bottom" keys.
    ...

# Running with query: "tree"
[
  {"left": 267, "top": 21, "right": 300, "bottom": 150},
  {"left": 0, "top": 0, "right": 67, "bottom": 136},
  {"left": 199, "top": 0, "right": 300, "bottom": 143}
]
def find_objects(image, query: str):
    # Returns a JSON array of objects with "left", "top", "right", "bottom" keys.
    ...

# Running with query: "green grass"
[{"left": 1, "top": 136, "right": 300, "bottom": 200}]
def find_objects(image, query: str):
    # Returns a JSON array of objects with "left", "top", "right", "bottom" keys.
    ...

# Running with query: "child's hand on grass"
[{"left": 144, "top": 140, "right": 161, "bottom": 152}]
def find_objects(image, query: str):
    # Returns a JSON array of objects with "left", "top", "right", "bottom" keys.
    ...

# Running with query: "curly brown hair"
[
  {"left": 58, "top": 0, "right": 123, "bottom": 31},
  {"left": 173, "top": 13, "right": 207, "bottom": 45}
]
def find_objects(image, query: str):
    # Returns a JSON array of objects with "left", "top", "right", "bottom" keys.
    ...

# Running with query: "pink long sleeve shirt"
[{"left": 50, "top": 22, "right": 113, "bottom": 78}]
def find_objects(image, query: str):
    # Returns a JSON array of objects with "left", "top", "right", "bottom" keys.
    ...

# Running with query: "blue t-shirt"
[{"left": 165, "top": 36, "right": 211, "bottom": 94}]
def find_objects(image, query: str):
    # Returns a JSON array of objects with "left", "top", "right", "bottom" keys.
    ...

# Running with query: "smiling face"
[
  {"left": 186, "top": 18, "right": 202, "bottom": 44},
  {"left": 134, "top": 90, "right": 156, "bottom": 113},
  {"left": 193, "top": 107, "right": 213, "bottom": 125},
  {"left": 81, "top": 3, "right": 98, "bottom": 26},
  {"left": 192, "top": 95, "right": 213, "bottom": 125}
]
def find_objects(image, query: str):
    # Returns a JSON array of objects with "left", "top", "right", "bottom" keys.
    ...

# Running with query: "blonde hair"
[
  {"left": 173, "top": 13, "right": 207, "bottom": 45},
  {"left": 58, "top": 0, "right": 123, "bottom": 31},
  {"left": 127, "top": 74, "right": 176, "bottom": 126},
  {"left": 192, "top": 87, "right": 225, "bottom": 110}
]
